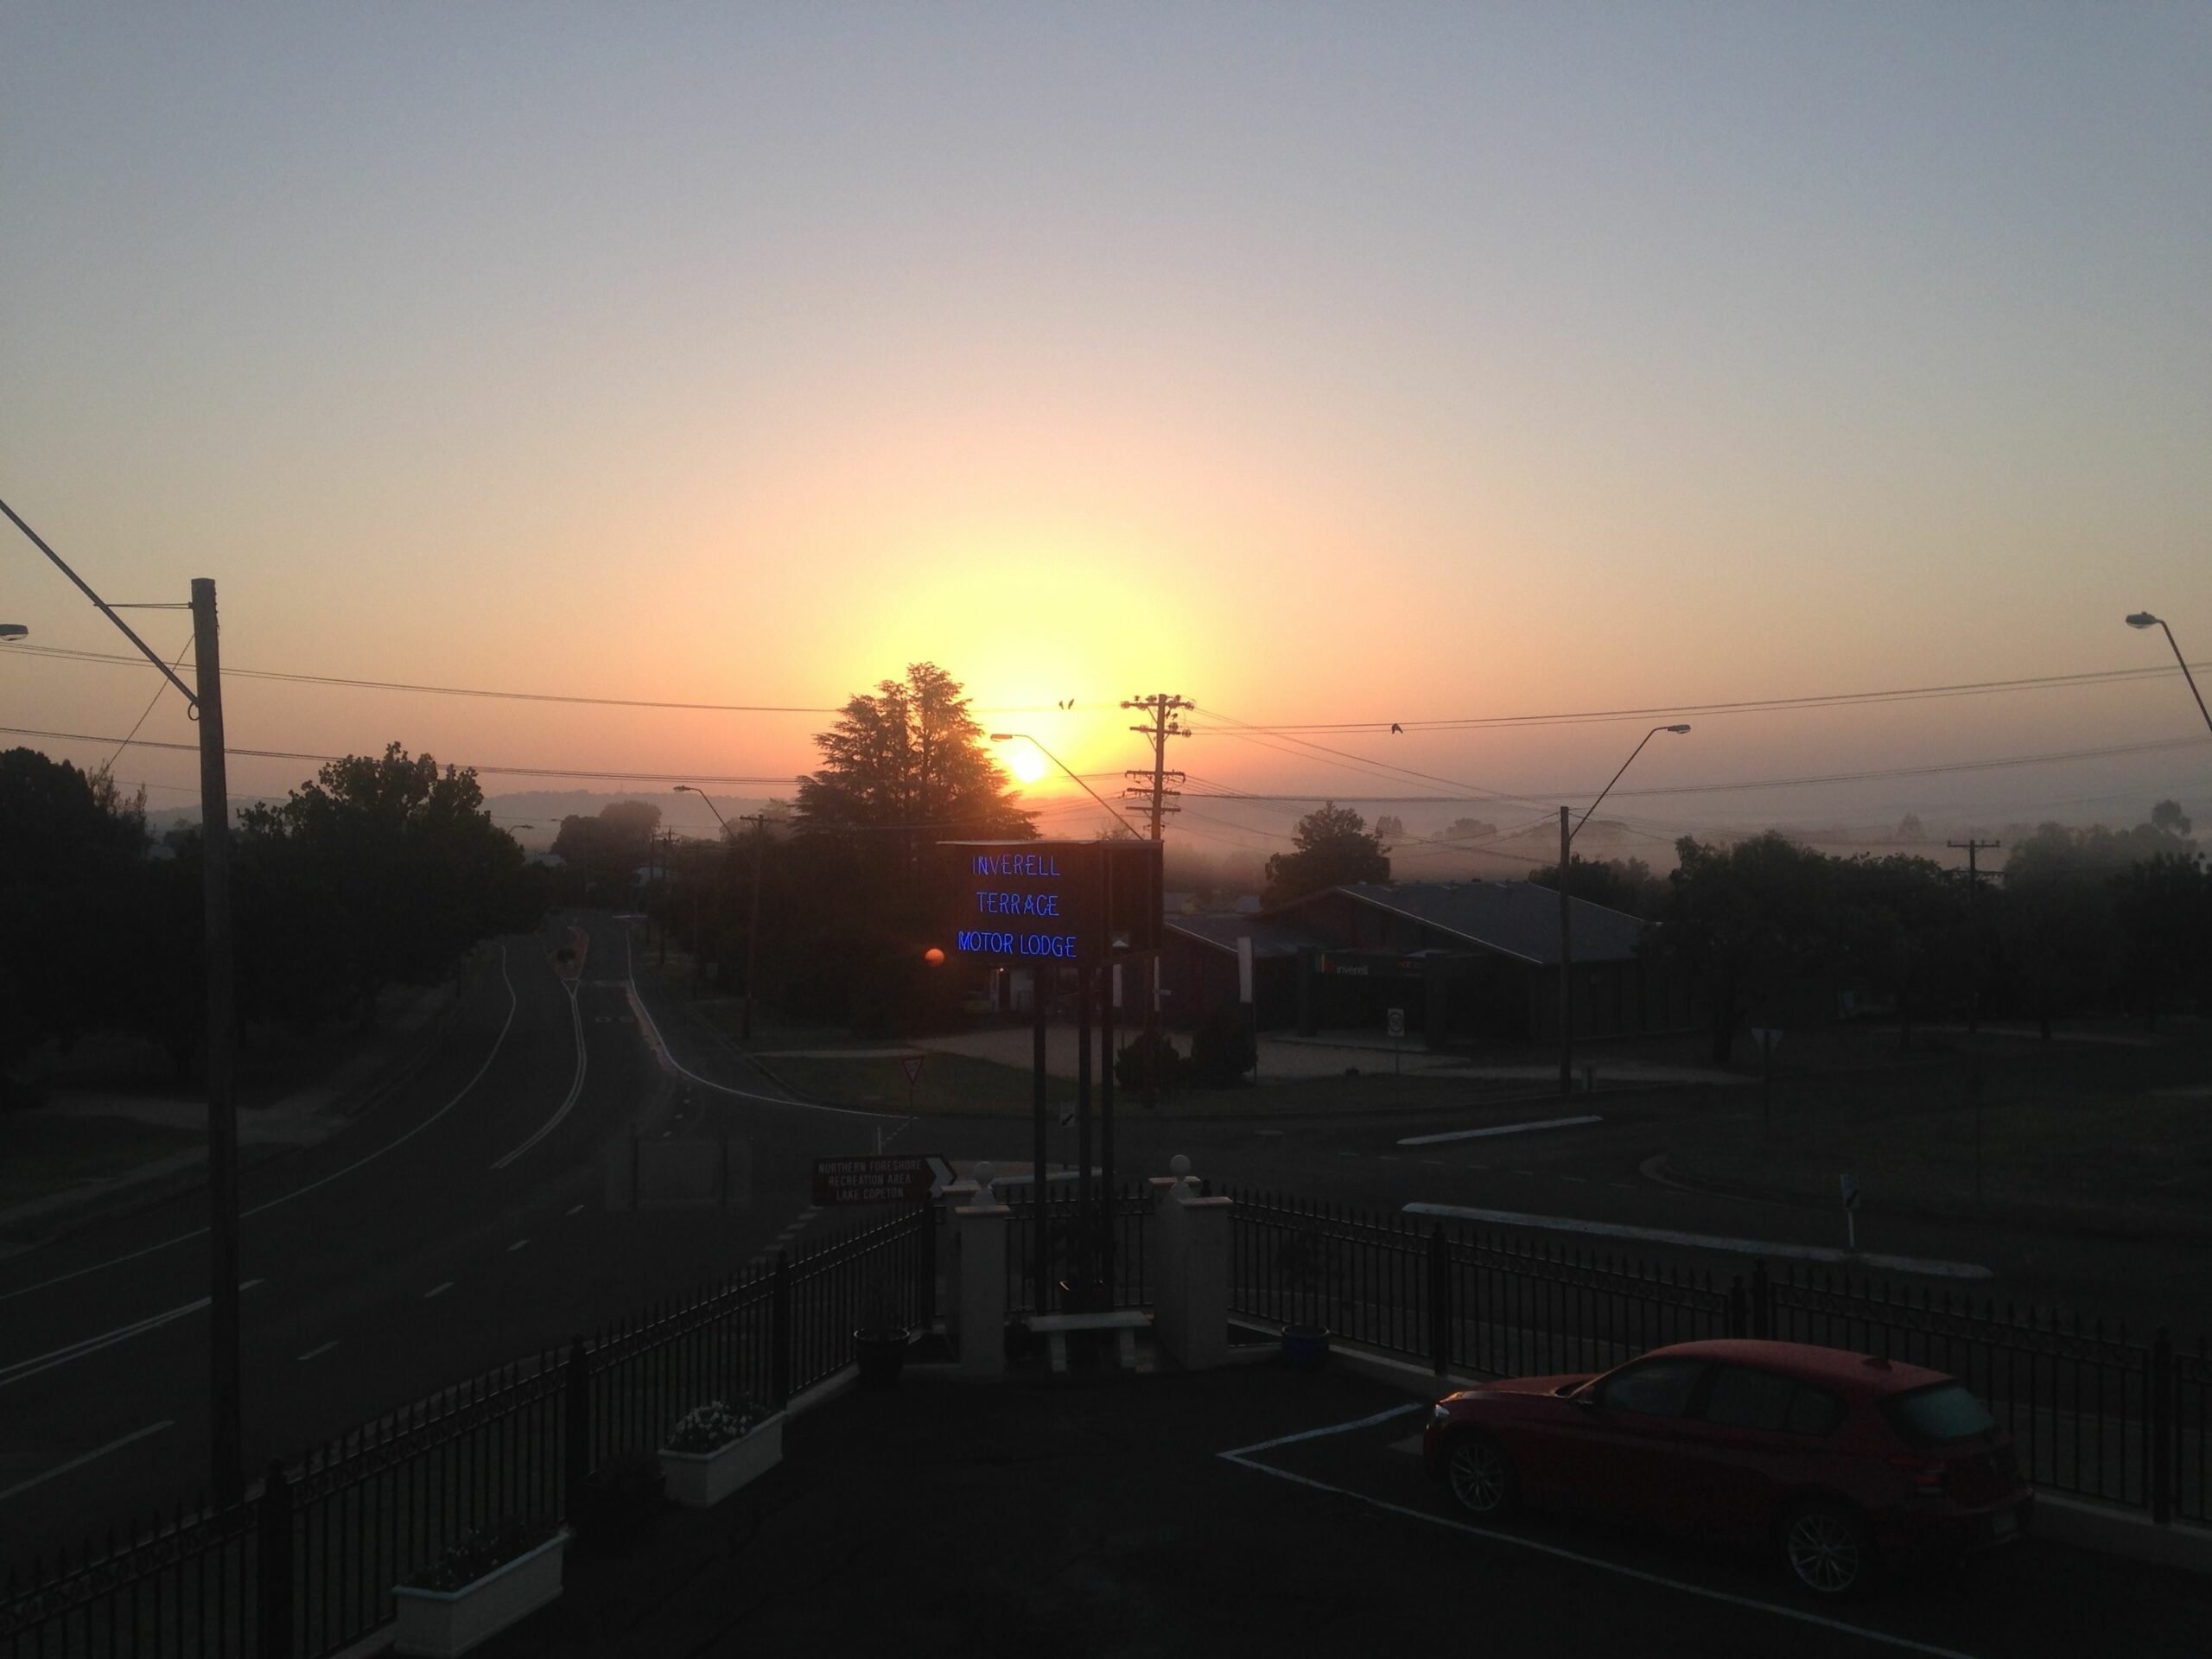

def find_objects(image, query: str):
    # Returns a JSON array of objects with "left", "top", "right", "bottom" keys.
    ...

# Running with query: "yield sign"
[{"left": 900, "top": 1053, "right": 927, "bottom": 1084}]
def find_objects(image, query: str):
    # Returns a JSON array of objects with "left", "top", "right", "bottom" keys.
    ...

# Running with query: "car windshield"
[{"left": 1884, "top": 1382, "right": 1998, "bottom": 1446}]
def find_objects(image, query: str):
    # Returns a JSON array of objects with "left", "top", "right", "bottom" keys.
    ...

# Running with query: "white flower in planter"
[{"left": 659, "top": 1399, "right": 785, "bottom": 1508}]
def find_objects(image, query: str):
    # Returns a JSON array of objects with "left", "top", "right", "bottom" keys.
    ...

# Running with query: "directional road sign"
[{"left": 812, "top": 1154, "right": 953, "bottom": 1206}]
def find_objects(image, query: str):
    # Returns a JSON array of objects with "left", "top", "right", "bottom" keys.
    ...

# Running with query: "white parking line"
[
  {"left": 508, "top": 1238, "right": 531, "bottom": 1252},
  {"left": 565, "top": 1203, "right": 587, "bottom": 1217},
  {"left": 1216, "top": 1427, "right": 1975, "bottom": 1658},
  {"left": 1398, "top": 1115, "right": 1601, "bottom": 1147},
  {"left": 423, "top": 1281, "right": 454, "bottom": 1300},
  {"left": 0, "top": 1421, "right": 175, "bottom": 1504},
  {"left": 297, "top": 1341, "right": 338, "bottom": 1363},
  {"left": 1402, "top": 1203, "right": 1992, "bottom": 1279}
]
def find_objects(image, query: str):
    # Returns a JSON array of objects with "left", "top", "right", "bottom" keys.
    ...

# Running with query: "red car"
[{"left": 1423, "top": 1338, "right": 2031, "bottom": 1596}]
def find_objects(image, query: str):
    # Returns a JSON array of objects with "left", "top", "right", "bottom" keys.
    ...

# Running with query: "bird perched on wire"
[{"left": 1389, "top": 722, "right": 1403, "bottom": 734}]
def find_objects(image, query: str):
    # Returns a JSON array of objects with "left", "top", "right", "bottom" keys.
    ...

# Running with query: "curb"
[
  {"left": 1646, "top": 1154, "right": 2212, "bottom": 1246},
  {"left": 2036, "top": 1494, "right": 2212, "bottom": 1579}
]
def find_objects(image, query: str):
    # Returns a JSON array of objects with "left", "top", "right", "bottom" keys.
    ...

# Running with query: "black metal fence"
[
  {"left": 1003, "top": 1184, "right": 1151, "bottom": 1316},
  {"left": 1224, "top": 1185, "right": 2207, "bottom": 1531},
  {"left": 1, "top": 1205, "right": 931, "bottom": 1658}
]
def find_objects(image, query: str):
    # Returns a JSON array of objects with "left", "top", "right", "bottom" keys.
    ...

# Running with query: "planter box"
[
  {"left": 659, "top": 1412, "right": 785, "bottom": 1508},
  {"left": 393, "top": 1529, "right": 569, "bottom": 1657}
]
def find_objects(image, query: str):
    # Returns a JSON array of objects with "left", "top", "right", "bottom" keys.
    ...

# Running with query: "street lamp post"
[
  {"left": 1559, "top": 724, "right": 1691, "bottom": 1097},
  {"left": 2126, "top": 613, "right": 2212, "bottom": 738},
  {"left": 0, "top": 623, "right": 25, "bottom": 641}
]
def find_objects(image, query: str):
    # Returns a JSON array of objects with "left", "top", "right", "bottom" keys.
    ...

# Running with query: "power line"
[
  {"left": 1188, "top": 660, "right": 2212, "bottom": 736},
  {"left": 3, "top": 641, "right": 1080, "bottom": 718}
]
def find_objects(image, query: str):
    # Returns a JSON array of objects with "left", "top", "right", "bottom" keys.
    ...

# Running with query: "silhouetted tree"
[
  {"left": 1526, "top": 855, "right": 1668, "bottom": 919},
  {"left": 1262, "top": 802, "right": 1390, "bottom": 908},
  {"left": 1655, "top": 833, "right": 1847, "bottom": 1064}
]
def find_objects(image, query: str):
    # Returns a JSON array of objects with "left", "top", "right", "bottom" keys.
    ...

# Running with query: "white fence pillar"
[
  {"left": 1154, "top": 1155, "right": 1232, "bottom": 1370},
  {"left": 950, "top": 1163, "right": 1008, "bottom": 1379}
]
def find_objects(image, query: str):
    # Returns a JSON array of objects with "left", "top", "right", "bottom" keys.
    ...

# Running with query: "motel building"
[{"left": 1159, "top": 880, "right": 1700, "bottom": 1049}]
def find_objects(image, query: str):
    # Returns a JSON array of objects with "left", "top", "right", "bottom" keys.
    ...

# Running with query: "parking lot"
[{"left": 474, "top": 1359, "right": 2212, "bottom": 1659}]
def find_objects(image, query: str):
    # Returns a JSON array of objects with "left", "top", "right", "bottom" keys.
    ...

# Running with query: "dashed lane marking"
[
  {"left": 297, "top": 1341, "right": 339, "bottom": 1363},
  {"left": 565, "top": 1203, "right": 587, "bottom": 1217},
  {"left": 423, "top": 1282, "right": 453, "bottom": 1300},
  {"left": 508, "top": 1238, "right": 531, "bottom": 1253}
]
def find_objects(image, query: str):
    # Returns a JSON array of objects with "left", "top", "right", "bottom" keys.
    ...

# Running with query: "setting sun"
[{"left": 1004, "top": 741, "right": 1049, "bottom": 786}]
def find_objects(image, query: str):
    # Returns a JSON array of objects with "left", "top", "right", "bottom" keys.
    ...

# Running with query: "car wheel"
[
  {"left": 1781, "top": 1502, "right": 1872, "bottom": 1598},
  {"left": 1444, "top": 1433, "right": 1516, "bottom": 1518}
]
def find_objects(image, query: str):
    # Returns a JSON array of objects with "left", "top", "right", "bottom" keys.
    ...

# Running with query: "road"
[{"left": 0, "top": 911, "right": 884, "bottom": 1563}]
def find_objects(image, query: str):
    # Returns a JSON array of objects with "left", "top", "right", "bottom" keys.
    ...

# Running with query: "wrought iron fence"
[
  {"left": 1003, "top": 1184, "right": 1151, "bottom": 1315},
  {"left": 1224, "top": 1185, "right": 2203, "bottom": 1531},
  {"left": 1, "top": 1205, "right": 933, "bottom": 1658}
]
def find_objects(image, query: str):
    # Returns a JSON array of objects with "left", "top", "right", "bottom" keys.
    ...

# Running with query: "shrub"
[
  {"left": 1188, "top": 1006, "right": 1255, "bottom": 1087},
  {"left": 1114, "top": 1030, "right": 1183, "bottom": 1093}
]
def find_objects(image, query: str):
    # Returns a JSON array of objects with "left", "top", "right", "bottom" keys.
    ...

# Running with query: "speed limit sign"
[{"left": 1387, "top": 1007, "right": 1405, "bottom": 1039}]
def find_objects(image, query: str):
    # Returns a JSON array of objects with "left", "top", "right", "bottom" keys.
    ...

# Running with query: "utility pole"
[
  {"left": 1948, "top": 839, "right": 2000, "bottom": 1034},
  {"left": 3, "top": 502, "right": 244, "bottom": 1505},
  {"left": 191, "top": 579, "right": 244, "bottom": 1507},
  {"left": 1122, "top": 695, "right": 1189, "bottom": 1111},
  {"left": 1558, "top": 806, "right": 1573, "bottom": 1096},
  {"left": 656, "top": 830, "right": 677, "bottom": 968},
  {"left": 740, "top": 813, "right": 766, "bottom": 1042}
]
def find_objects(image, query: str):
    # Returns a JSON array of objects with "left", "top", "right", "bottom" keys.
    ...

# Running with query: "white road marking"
[
  {"left": 1255, "top": 1129, "right": 1285, "bottom": 1136},
  {"left": 423, "top": 1281, "right": 454, "bottom": 1300},
  {"left": 622, "top": 932, "right": 887, "bottom": 1118},
  {"left": 1217, "top": 1420, "right": 1976, "bottom": 1659},
  {"left": 1, "top": 1281, "right": 265, "bottom": 1389},
  {"left": 1220, "top": 1402, "right": 1423, "bottom": 1458},
  {"left": 491, "top": 977, "right": 588, "bottom": 1169},
  {"left": 1398, "top": 1115, "right": 1602, "bottom": 1147},
  {"left": 565, "top": 1203, "right": 587, "bottom": 1217},
  {"left": 1, "top": 949, "right": 521, "bottom": 1305},
  {"left": 1402, "top": 1203, "right": 1992, "bottom": 1279},
  {"left": 1507, "top": 1169, "right": 1533, "bottom": 1177},
  {"left": 0, "top": 1421, "right": 175, "bottom": 1504},
  {"left": 508, "top": 1238, "right": 531, "bottom": 1252},
  {"left": 297, "top": 1341, "right": 338, "bottom": 1363},
  {"left": 1560, "top": 1175, "right": 1588, "bottom": 1184}
]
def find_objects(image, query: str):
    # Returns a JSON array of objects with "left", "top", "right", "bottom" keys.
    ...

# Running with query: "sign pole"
[
  {"left": 1099, "top": 957, "right": 1116, "bottom": 1303},
  {"left": 1033, "top": 976, "right": 1048, "bottom": 1313},
  {"left": 1075, "top": 959, "right": 1093, "bottom": 1304}
]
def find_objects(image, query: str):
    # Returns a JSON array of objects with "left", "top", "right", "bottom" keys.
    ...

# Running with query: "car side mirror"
[{"left": 1570, "top": 1389, "right": 1598, "bottom": 1411}]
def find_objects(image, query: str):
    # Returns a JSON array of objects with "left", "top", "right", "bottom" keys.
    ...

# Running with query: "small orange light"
[{"left": 924, "top": 947, "right": 945, "bottom": 965}]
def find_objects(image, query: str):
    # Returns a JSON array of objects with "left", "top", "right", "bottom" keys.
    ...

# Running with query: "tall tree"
[
  {"left": 1656, "top": 832, "right": 1847, "bottom": 1064},
  {"left": 1262, "top": 802, "right": 1390, "bottom": 908},
  {"left": 1528, "top": 855, "right": 1668, "bottom": 919},
  {"left": 240, "top": 744, "right": 536, "bottom": 1025},
  {"left": 797, "top": 663, "right": 1034, "bottom": 867}
]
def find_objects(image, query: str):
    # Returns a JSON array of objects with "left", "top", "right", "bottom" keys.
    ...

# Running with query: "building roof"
[
  {"left": 1288, "top": 880, "right": 1648, "bottom": 966},
  {"left": 1164, "top": 912, "right": 1325, "bottom": 960}
]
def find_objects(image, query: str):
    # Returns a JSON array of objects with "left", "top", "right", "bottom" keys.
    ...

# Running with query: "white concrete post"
[
  {"left": 1154, "top": 1154, "right": 1232, "bottom": 1370},
  {"left": 951, "top": 1161, "right": 1008, "bottom": 1379}
]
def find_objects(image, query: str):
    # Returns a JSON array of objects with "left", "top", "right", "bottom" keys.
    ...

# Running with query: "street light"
[
  {"left": 1560, "top": 723, "right": 1692, "bottom": 1096},
  {"left": 676, "top": 784, "right": 765, "bottom": 1039},
  {"left": 0, "top": 623, "right": 25, "bottom": 641},
  {"left": 2126, "top": 613, "right": 2212, "bottom": 738},
  {"left": 988, "top": 734, "right": 1144, "bottom": 836}
]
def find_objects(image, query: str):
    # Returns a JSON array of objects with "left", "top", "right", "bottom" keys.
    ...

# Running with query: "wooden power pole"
[
  {"left": 1121, "top": 695, "right": 1189, "bottom": 1109},
  {"left": 1948, "top": 838, "right": 2001, "bottom": 1034}
]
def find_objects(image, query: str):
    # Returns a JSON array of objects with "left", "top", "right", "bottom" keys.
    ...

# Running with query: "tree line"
[{"left": 0, "top": 742, "right": 543, "bottom": 1101}]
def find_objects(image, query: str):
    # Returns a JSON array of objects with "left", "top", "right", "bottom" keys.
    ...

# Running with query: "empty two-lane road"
[{"left": 0, "top": 912, "right": 878, "bottom": 1560}]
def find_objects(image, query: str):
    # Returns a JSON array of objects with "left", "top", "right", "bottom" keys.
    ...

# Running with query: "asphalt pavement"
[{"left": 467, "top": 1359, "right": 2212, "bottom": 1659}]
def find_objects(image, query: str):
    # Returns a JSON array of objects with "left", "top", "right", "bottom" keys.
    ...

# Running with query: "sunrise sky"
[{"left": 3, "top": 5, "right": 2208, "bottom": 853}]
